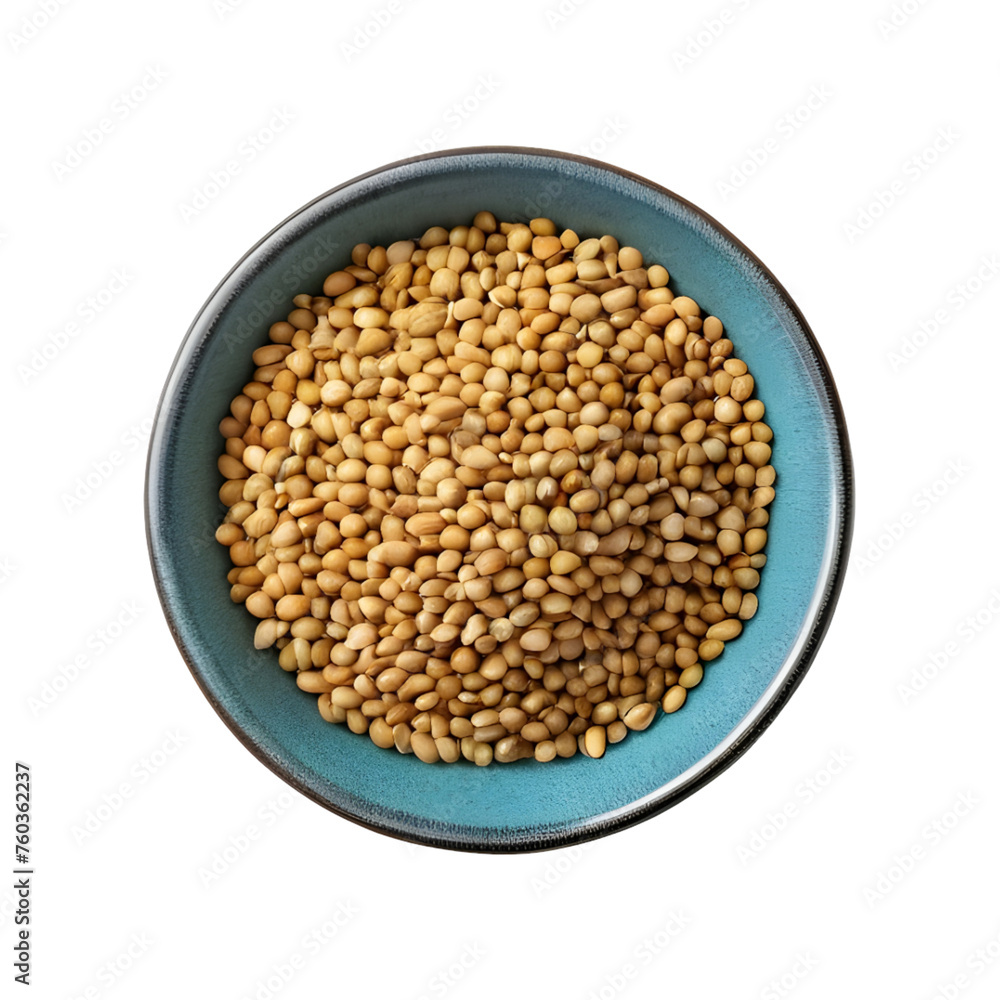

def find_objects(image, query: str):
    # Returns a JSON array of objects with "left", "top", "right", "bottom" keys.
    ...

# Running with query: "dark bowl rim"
[{"left": 145, "top": 144, "right": 855, "bottom": 854}]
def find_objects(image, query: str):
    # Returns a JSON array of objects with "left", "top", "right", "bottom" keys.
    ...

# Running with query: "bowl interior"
[{"left": 147, "top": 149, "right": 851, "bottom": 852}]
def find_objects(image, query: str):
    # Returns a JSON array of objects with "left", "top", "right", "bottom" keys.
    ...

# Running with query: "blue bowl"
[{"left": 145, "top": 147, "right": 853, "bottom": 853}]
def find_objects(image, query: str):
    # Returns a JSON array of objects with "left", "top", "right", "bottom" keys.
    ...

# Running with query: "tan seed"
[
  {"left": 623, "top": 702, "right": 656, "bottom": 731},
  {"left": 584, "top": 725, "right": 607, "bottom": 759}
]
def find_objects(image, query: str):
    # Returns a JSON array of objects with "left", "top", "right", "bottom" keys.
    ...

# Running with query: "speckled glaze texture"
[{"left": 145, "top": 147, "right": 853, "bottom": 853}]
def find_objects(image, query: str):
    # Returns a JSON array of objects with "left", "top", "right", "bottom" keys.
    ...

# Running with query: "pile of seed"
[{"left": 215, "top": 212, "right": 775, "bottom": 765}]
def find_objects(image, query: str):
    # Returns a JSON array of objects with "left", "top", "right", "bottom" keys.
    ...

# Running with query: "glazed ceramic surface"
[{"left": 146, "top": 147, "right": 853, "bottom": 852}]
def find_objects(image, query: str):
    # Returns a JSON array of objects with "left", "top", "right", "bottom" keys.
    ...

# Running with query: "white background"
[{"left": 4, "top": 0, "right": 1000, "bottom": 997}]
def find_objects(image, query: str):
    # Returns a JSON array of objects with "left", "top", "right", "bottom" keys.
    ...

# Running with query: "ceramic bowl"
[{"left": 145, "top": 147, "right": 853, "bottom": 853}]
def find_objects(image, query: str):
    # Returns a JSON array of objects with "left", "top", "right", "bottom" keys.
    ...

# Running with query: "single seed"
[
  {"left": 494, "top": 735, "right": 534, "bottom": 762},
  {"left": 699, "top": 638, "right": 725, "bottom": 661},
  {"left": 584, "top": 725, "right": 606, "bottom": 759},
  {"left": 662, "top": 685, "right": 687, "bottom": 713},
  {"left": 707, "top": 619, "right": 743, "bottom": 641},
  {"left": 623, "top": 702, "right": 656, "bottom": 731},
  {"left": 410, "top": 731, "right": 440, "bottom": 764},
  {"left": 664, "top": 542, "right": 698, "bottom": 562}
]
